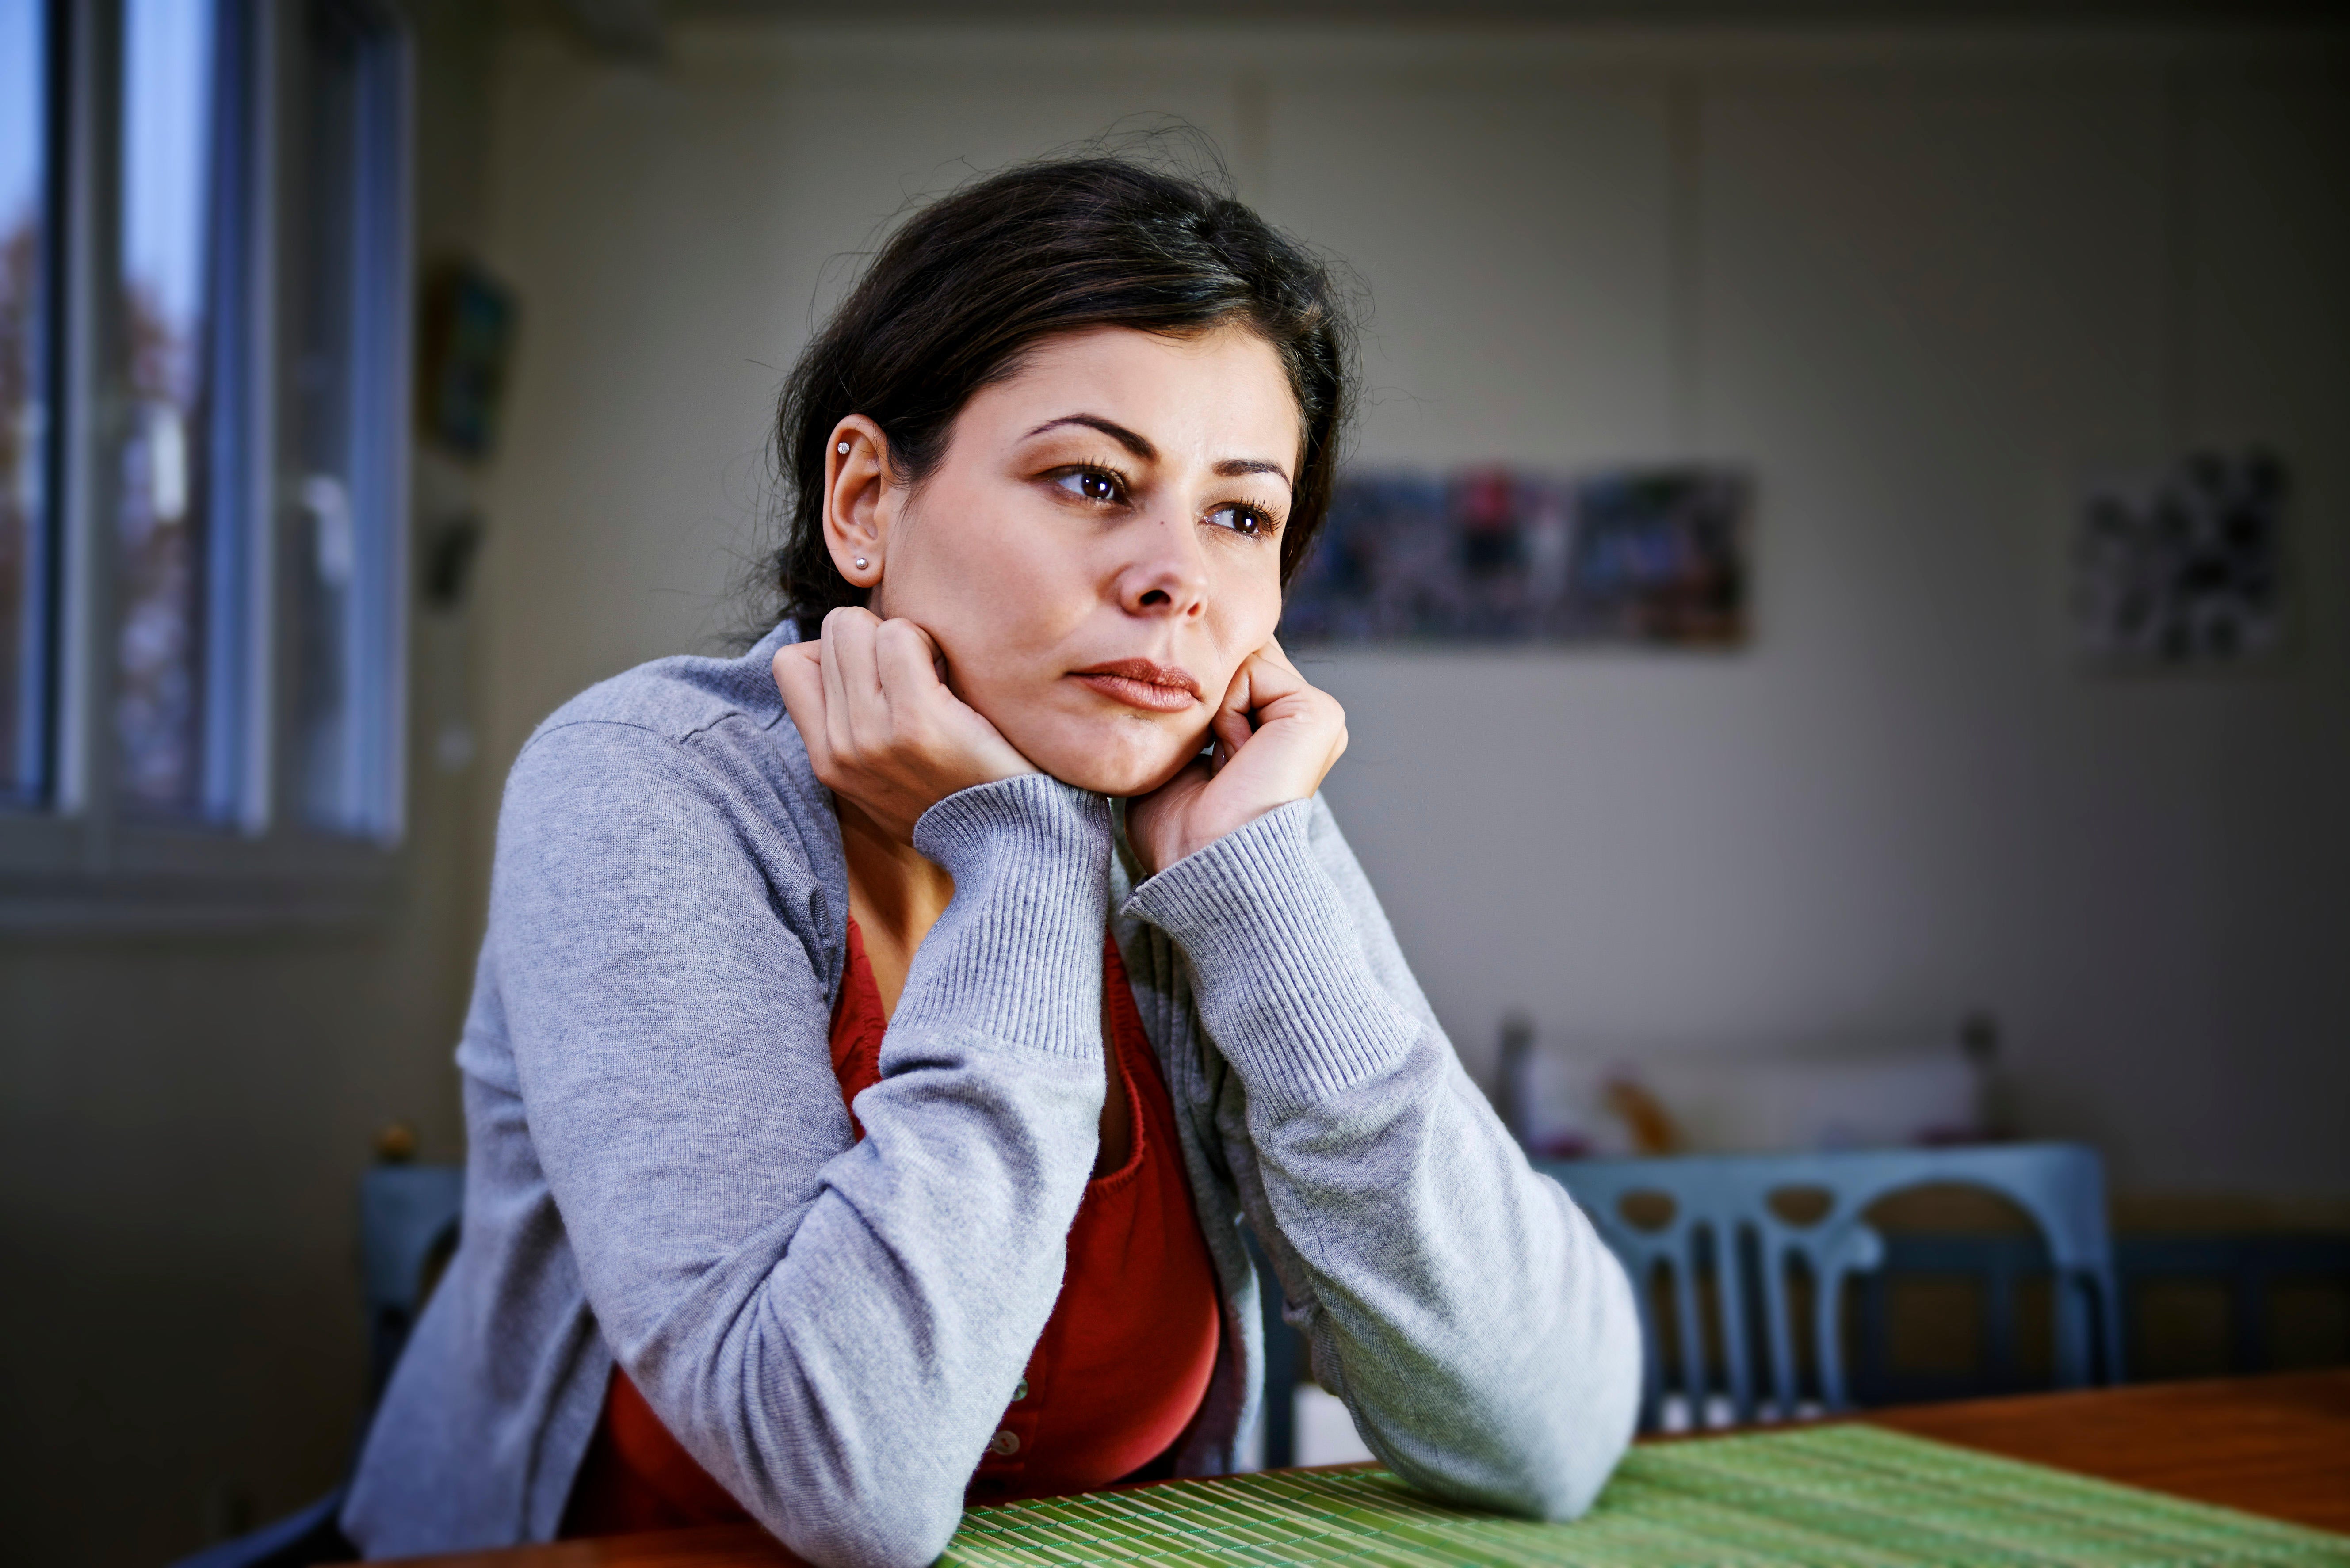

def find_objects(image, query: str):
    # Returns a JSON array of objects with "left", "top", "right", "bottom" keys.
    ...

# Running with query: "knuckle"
[{"left": 825, "top": 604, "right": 877, "bottom": 639}]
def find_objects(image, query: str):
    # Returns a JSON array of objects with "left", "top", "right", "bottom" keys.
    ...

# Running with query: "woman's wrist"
[
  {"left": 913, "top": 774, "right": 1111, "bottom": 882},
  {"left": 1142, "top": 799, "right": 1282, "bottom": 876},
  {"left": 1123, "top": 640, "right": 1348, "bottom": 879},
  {"left": 1123, "top": 800, "right": 1413, "bottom": 1111},
  {"left": 892, "top": 776, "right": 1113, "bottom": 1063}
]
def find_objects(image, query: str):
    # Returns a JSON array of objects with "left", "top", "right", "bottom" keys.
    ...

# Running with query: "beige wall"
[{"left": 473, "top": 21, "right": 2349, "bottom": 1196}]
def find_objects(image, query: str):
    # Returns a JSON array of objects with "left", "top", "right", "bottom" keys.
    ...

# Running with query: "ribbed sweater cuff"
[
  {"left": 895, "top": 774, "right": 1112, "bottom": 1061},
  {"left": 1122, "top": 800, "right": 1412, "bottom": 1114}
]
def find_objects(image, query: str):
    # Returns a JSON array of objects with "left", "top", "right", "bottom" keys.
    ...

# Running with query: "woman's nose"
[{"left": 1113, "top": 519, "right": 1209, "bottom": 620}]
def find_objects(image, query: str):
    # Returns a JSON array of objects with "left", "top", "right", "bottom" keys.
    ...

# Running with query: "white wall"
[{"left": 473, "top": 22, "right": 2348, "bottom": 1195}]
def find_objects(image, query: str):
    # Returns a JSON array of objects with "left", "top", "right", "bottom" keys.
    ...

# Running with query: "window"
[
  {"left": 115, "top": 0, "right": 241, "bottom": 821},
  {"left": 1, "top": 0, "right": 53, "bottom": 808},
  {"left": 0, "top": 0, "right": 411, "bottom": 923},
  {"left": 288, "top": 0, "right": 407, "bottom": 839}
]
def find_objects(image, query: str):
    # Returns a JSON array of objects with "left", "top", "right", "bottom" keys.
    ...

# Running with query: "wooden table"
[
  {"left": 383, "top": 1370, "right": 2350, "bottom": 1566},
  {"left": 1867, "top": 1368, "right": 2350, "bottom": 1536}
]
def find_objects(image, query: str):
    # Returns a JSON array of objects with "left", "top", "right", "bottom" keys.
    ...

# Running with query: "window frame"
[{"left": 0, "top": 0, "right": 414, "bottom": 932}]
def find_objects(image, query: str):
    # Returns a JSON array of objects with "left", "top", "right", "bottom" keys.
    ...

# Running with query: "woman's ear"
[{"left": 823, "top": 416, "right": 894, "bottom": 593}]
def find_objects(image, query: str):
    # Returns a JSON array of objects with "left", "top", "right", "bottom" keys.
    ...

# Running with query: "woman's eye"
[
  {"left": 1206, "top": 503, "right": 1273, "bottom": 538},
  {"left": 1054, "top": 467, "right": 1125, "bottom": 505}
]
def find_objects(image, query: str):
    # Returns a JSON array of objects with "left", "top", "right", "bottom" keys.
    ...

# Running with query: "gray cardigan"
[{"left": 343, "top": 621, "right": 1640, "bottom": 1567}]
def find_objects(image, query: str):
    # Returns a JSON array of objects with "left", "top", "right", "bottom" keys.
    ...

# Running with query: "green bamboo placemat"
[{"left": 939, "top": 1423, "right": 2350, "bottom": 1566}]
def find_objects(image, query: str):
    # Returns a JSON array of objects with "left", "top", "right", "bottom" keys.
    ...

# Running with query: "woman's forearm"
[
  {"left": 506, "top": 734, "right": 1112, "bottom": 1567},
  {"left": 1125, "top": 797, "right": 1643, "bottom": 1519}
]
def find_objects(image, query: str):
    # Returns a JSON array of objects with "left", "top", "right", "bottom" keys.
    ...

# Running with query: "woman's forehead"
[{"left": 972, "top": 325, "right": 1302, "bottom": 465}]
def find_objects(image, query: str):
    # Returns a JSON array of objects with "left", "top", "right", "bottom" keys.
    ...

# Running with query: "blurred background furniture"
[
  {"left": 1245, "top": 1232, "right": 1298, "bottom": 1474},
  {"left": 2115, "top": 1228, "right": 2350, "bottom": 1381},
  {"left": 362, "top": 1161, "right": 466, "bottom": 1403},
  {"left": 1854, "top": 1225, "right": 2350, "bottom": 1404},
  {"left": 1536, "top": 1143, "right": 2124, "bottom": 1432},
  {"left": 1252, "top": 1142, "right": 2126, "bottom": 1461}
]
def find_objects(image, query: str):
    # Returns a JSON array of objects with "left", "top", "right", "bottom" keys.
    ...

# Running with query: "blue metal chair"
[
  {"left": 1246, "top": 1228, "right": 1312, "bottom": 1469},
  {"left": 168, "top": 1162, "right": 465, "bottom": 1568},
  {"left": 360, "top": 1161, "right": 466, "bottom": 1401},
  {"left": 1536, "top": 1142, "right": 2124, "bottom": 1432}
]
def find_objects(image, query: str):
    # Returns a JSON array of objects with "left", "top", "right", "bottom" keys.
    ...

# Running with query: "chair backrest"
[
  {"left": 359, "top": 1163, "right": 464, "bottom": 1402},
  {"left": 1536, "top": 1142, "right": 2123, "bottom": 1432}
]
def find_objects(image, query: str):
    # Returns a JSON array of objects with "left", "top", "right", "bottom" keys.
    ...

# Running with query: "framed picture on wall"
[
  {"left": 2073, "top": 449, "right": 2287, "bottom": 669},
  {"left": 1281, "top": 464, "right": 1750, "bottom": 647}
]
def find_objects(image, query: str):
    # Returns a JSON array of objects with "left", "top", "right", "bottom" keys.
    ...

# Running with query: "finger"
[
  {"left": 895, "top": 617, "right": 957, "bottom": 691},
  {"left": 1234, "top": 640, "right": 1309, "bottom": 710},
  {"left": 1211, "top": 700, "right": 1253, "bottom": 765},
  {"left": 772, "top": 641, "right": 825, "bottom": 725},
  {"left": 822, "top": 607, "right": 884, "bottom": 701},
  {"left": 817, "top": 615, "right": 854, "bottom": 761},
  {"left": 874, "top": 618, "right": 944, "bottom": 717},
  {"left": 822, "top": 607, "right": 887, "bottom": 755},
  {"left": 773, "top": 643, "right": 835, "bottom": 777},
  {"left": 1204, "top": 657, "right": 1253, "bottom": 766},
  {"left": 1252, "top": 634, "right": 1304, "bottom": 679}
]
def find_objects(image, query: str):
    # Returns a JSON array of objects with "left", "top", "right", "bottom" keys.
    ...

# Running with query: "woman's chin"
[{"left": 1014, "top": 727, "right": 1201, "bottom": 800}]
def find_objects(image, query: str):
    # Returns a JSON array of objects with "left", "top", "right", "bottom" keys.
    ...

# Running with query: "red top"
[{"left": 562, "top": 916, "right": 1223, "bottom": 1534}]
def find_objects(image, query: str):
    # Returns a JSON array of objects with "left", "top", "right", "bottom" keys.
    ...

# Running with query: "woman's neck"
[{"left": 838, "top": 799, "right": 955, "bottom": 1021}]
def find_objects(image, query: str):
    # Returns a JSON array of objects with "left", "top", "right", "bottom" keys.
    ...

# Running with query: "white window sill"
[{"left": 0, "top": 813, "right": 403, "bottom": 934}]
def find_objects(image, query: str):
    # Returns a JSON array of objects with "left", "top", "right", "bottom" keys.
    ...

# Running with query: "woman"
[{"left": 345, "top": 156, "right": 1640, "bottom": 1567}]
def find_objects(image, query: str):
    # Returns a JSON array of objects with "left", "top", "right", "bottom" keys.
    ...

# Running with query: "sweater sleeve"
[
  {"left": 1123, "top": 796, "right": 1643, "bottom": 1520},
  {"left": 497, "top": 722, "right": 1108, "bottom": 1568}
]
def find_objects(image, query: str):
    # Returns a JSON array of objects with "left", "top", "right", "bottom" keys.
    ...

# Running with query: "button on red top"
[{"left": 563, "top": 916, "right": 1224, "bottom": 1533}]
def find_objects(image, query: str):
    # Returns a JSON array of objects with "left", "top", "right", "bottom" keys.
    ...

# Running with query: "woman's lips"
[{"left": 1069, "top": 658, "right": 1202, "bottom": 714}]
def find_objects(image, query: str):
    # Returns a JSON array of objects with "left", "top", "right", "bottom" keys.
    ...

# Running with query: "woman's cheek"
[{"left": 1217, "top": 566, "right": 1286, "bottom": 652}]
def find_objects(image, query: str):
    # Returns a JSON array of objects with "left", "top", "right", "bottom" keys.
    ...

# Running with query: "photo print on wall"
[
  {"left": 1281, "top": 466, "right": 1750, "bottom": 646},
  {"left": 2073, "top": 449, "right": 2287, "bottom": 668}
]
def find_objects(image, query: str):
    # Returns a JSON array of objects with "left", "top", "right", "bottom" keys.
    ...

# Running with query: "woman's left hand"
[{"left": 1126, "top": 638, "right": 1348, "bottom": 877}]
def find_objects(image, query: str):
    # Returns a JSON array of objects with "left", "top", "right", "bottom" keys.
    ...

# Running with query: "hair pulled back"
[{"left": 765, "top": 153, "right": 1357, "bottom": 637}]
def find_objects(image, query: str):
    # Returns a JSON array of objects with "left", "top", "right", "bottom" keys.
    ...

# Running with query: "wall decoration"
[
  {"left": 417, "top": 259, "right": 520, "bottom": 462},
  {"left": 1281, "top": 465, "right": 1750, "bottom": 646},
  {"left": 2073, "top": 448, "right": 2286, "bottom": 668}
]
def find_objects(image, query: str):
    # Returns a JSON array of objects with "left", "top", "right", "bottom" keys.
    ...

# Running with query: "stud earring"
[
  {"left": 853, "top": 556, "right": 869, "bottom": 570},
  {"left": 837, "top": 441, "right": 851, "bottom": 455}
]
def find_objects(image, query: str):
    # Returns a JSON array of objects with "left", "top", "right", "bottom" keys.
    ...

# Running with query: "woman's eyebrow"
[
  {"left": 1215, "top": 457, "right": 1292, "bottom": 487},
  {"left": 1024, "top": 413, "right": 1157, "bottom": 461},
  {"left": 1023, "top": 414, "right": 1292, "bottom": 488}
]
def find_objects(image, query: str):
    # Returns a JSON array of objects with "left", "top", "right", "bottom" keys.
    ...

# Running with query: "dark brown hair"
[{"left": 762, "top": 152, "right": 1357, "bottom": 637}]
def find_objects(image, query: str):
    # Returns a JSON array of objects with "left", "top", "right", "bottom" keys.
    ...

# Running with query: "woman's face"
[{"left": 829, "top": 324, "right": 1301, "bottom": 797}]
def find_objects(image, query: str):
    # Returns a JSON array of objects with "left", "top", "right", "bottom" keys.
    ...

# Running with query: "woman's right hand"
[{"left": 773, "top": 607, "right": 1039, "bottom": 844}]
